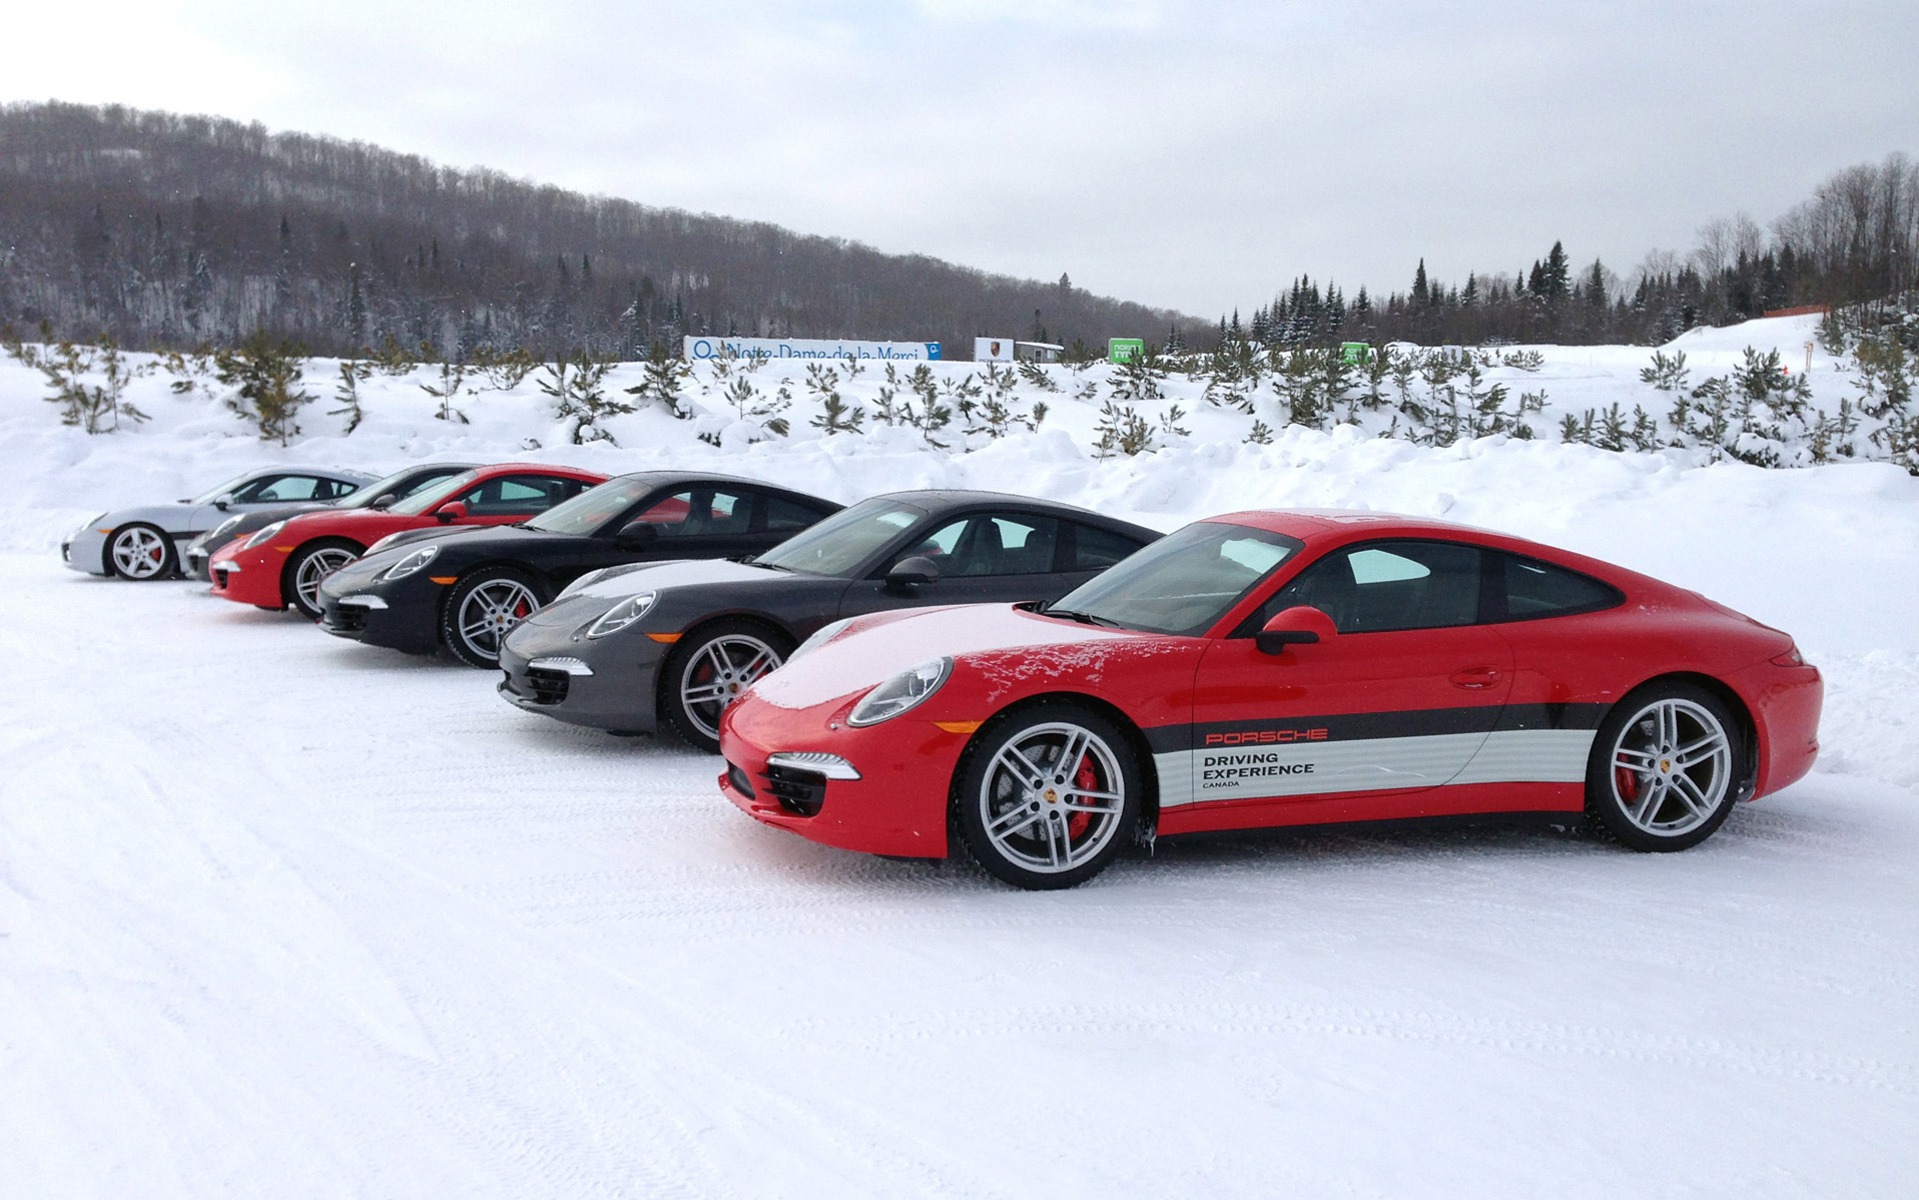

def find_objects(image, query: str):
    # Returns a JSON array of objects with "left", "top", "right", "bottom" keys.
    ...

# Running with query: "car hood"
[
  {"left": 97, "top": 502, "right": 206, "bottom": 534},
  {"left": 746, "top": 603, "right": 1140, "bottom": 711},
  {"left": 524, "top": 558, "right": 786, "bottom": 627}
]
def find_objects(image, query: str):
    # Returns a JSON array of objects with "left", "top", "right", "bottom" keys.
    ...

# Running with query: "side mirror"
[
  {"left": 886, "top": 555, "right": 941, "bottom": 590},
  {"left": 435, "top": 500, "right": 469, "bottom": 524},
  {"left": 371, "top": 493, "right": 396, "bottom": 511},
  {"left": 1255, "top": 605, "right": 1338, "bottom": 656},
  {"left": 212, "top": 494, "right": 234, "bottom": 511},
  {"left": 614, "top": 520, "right": 661, "bottom": 551}
]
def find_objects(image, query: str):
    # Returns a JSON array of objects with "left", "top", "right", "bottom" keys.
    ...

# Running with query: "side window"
[
  {"left": 764, "top": 496, "right": 832, "bottom": 533},
  {"left": 924, "top": 515, "right": 1059, "bottom": 577},
  {"left": 227, "top": 475, "right": 284, "bottom": 503},
  {"left": 632, "top": 491, "right": 693, "bottom": 529},
  {"left": 255, "top": 475, "right": 328, "bottom": 502},
  {"left": 630, "top": 490, "right": 751, "bottom": 537},
  {"left": 398, "top": 470, "right": 461, "bottom": 501},
  {"left": 699, "top": 490, "right": 754, "bottom": 535},
  {"left": 461, "top": 474, "right": 572, "bottom": 515},
  {"left": 1498, "top": 553, "right": 1620, "bottom": 621},
  {"left": 1263, "top": 540, "right": 1484, "bottom": 634},
  {"left": 1065, "top": 523, "right": 1142, "bottom": 572},
  {"left": 912, "top": 518, "right": 970, "bottom": 562}
]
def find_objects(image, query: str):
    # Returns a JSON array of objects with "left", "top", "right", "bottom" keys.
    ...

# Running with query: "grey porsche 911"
[{"left": 497, "top": 490, "right": 1161, "bottom": 751}]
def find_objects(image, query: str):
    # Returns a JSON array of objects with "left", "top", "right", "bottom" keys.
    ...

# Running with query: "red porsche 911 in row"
[{"left": 718, "top": 510, "right": 1823, "bottom": 889}]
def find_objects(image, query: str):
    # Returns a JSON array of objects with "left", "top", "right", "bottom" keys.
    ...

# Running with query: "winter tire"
[
  {"left": 442, "top": 568, "right": 547, "bottom": 668},
  {"left": 663, "top": 620, "right": 790, "bottom": 753},
  {"left": 1586, "top": 681, "right": 1746, "bottom": 852},
  {"left": 955, "top": 704, "right": 1142, "bottom": 890},
  {"left": 108, "top": 523, "right": 176, "bottom": 580},
  {"left": 284, "top": 539, "right": 363, "bottom": 619}
]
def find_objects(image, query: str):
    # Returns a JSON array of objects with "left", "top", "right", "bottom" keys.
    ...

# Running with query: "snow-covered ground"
[{"left": 2, "top": 314, "right": 1916, "bottom": 1196}]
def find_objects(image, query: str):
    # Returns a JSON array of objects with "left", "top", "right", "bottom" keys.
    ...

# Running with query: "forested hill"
[{"left": 0, "top": 102, "right": 1196, "bottom": 358}]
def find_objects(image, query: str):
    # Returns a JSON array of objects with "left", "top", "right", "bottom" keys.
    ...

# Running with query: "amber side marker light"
[
  {"left": 645, "top": 632, "right": 682, "bottom": 644},
  {"left": 429, "top": 576, "right": 458, "bottom": 585},
  {"left": 934, "top": 720, "right": 982, "bottom": 735}
]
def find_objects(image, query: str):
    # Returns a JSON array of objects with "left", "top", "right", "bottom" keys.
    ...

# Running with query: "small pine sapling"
[
  {"left": 1017, "top": 358, "right": 1061, "bottom": 393},
  {"left": 331, "top": 359, "right": 372, "bottom": 433},
  {"left": 422, "top": 358, "right": 472, "bottom": 423},
  {"left": 1639, "top": 349, "right": 1690, "bottom": 394},
  {"left": 624, "top": 342, "right": 694, "bottom": 418},
  {"left": 539, "top": 349, "right": 627, "bottom": 445},
  {"left": 214, "top": 332, "right": 312, "bottom": 446}
]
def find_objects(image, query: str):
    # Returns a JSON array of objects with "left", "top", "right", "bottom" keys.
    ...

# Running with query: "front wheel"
[
  {"left": 954, "top": 704, "right": 1142, "bottom": 890},
  {"left": 108, "top": 523, "right": 176, "bottom": 580},
  {"left": 441, "top": 568, "right": 547, "bottom": 668},
  {"left": 662, "top": 621, "right": 791, "bottom": 753},
  {"left": 284, "top": 539, "right": 363, "bottom": 619},
  {"left": 1586, "top": 682, "right": 1747, "bottom": 852}
]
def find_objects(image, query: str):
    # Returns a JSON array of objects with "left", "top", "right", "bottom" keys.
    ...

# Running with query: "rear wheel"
[
  {"left": 1586, "top": 682, "right": 1746, "bottom": 852},
  {"left": 662, "top": 621, "right": 791, "bottom": 753},
  {"left": 441, "top": 568, "right": 547, "bottom": 668},
  {"left": 284, "top": 539, "right": 363, "bottom": 619},
  {"left": 954, "top": 704, "right": 1141, "bottom": 890},
  {"left": 108, "top": 523, "right": 175, "bottom": 580}
]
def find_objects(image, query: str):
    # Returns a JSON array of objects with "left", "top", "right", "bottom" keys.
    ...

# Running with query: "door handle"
[{"left": 1449, "top": 666, "right": 1502, "bottom": 689}]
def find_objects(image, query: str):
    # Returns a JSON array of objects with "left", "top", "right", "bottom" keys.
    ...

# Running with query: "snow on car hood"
[
  {"left": 567, "top": 557, "right": 776, "bottom": 603},
  {"left": 748, "top": 603, "right": 1139, "bottom": 711}
]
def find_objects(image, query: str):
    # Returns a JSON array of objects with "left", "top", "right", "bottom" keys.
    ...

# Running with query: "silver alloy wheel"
[
  {"left": 978, "top": 721, "right": 1127, "bottom": 874},
  {"left": 456, "top": 578, "right": 540, "bottom": 662},
  {"left": 294, "top": 548, "right": 358, "bottom": 612},
  {"left": 111, "top": 526, "right": 169, "bottom": 578},
  {"left": 678, "top": 634, "right": 782, "bottom": 741},
  {"left": 1608, "top": 697, "right": 1734, "bottom": 837}
]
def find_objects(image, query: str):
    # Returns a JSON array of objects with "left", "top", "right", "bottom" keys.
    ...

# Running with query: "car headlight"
[
  {"left": 788, "top": 617, "right": 852, "bottom": 662},
  {"left": 585, "top": 591, "right": 658, "bottom": 638},
  {"left": 76, "top": 512, "right": 107, "bottom": 535},
  {"left": 366, "top": 532, "right": 406, "bottom": 555},
  {"left": 847, "top": 657, "right": 951, "bottom": 727},
  {"left": 208, "top": 514, "right": 245, "bottom": 539},
  {"left": 382, "top": 544, "right": 440, "bottom": 581},
  {"left": 241, "top": 520, "right": 286, "bottom": 550}
]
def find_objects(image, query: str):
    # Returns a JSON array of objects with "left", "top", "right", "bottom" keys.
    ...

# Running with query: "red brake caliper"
[{"left": 1068, "top": 754, "right": 1098, "bottom": 838}]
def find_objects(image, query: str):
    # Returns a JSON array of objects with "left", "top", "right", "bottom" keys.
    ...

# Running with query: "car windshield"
[
  {"left": 389, "top": 469, "right": 482, "bottom": 516},
  {"left": 525, "top": 476, "right": 657, "bottom": 536},
  {"left": 754, "top": 497, "right": 927, "bottom": 577},
  {"left": 337, "top": 466, "right": 457, "bottom": 510},
  {"left": 1047, "top": 521, "right": 1303, "bottom": 636},
  {"left": 190, "top": 472, "right": 261, "bottom": 505}
]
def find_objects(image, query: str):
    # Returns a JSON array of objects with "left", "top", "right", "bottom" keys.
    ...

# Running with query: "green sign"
[
  {"left": 1340, "top": 341, "right": 1372, "bottom": 365},
  {"left": 1108, "top": 338, "right": 1146, "bottom": 364}
]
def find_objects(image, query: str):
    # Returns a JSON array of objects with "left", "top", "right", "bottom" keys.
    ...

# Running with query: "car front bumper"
[
  {"left": 317, "top": 585, "right": 442, "bottom": 654},
  {"left": 716, "top": 692, "right": 971, "bottom": 859},
  {"left": 208, "top": 545, "right": 291, "bottom": 608},
  {"left": 498, "top": 626, "right": 671, "bottom": 733},
  {"left": 63, "top": 527, "right": 108, "bottom": 575}
]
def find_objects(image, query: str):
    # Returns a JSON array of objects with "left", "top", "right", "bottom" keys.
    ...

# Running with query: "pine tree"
[{"left": 215, "top": 332, "right": 311, "bottom": 446}]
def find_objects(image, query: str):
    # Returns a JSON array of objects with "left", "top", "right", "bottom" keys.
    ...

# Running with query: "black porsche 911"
[
  {"left": 314, "top": 471, "right": 843, "bottom": 667},
  {"left": 496, "top": 490, "right": 1163, "bottom": 751}
]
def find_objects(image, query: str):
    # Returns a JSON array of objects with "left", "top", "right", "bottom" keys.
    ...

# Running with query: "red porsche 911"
[{"left": 718, "top": 510, "right": 1823, "bottom": 889}]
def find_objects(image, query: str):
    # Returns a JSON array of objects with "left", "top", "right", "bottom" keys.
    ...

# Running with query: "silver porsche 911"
[{"left": 63, "top": 465, "right": 377, "bottom": 580}]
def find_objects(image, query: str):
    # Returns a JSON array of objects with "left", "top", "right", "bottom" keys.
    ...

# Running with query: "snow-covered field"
[{"left": 2, "top": 315, "right": 1916, "bottom": 1197}]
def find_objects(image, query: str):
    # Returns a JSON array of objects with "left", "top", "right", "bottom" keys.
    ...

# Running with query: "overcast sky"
[{"left": 7, "top": 0, "right": 1914, "bottom": 318}]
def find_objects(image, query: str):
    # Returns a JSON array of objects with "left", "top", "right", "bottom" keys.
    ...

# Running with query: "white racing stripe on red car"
[{"left": 1154, "top": 729, "right": 1596, "bottom": 808}]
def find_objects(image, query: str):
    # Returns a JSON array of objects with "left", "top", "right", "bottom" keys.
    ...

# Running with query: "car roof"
[
  {"left": 242, "top": 464, "right": 380, "bottom": 480},
  {"left": 873, "top": 489, "right": 1154, "bottom": 531},
  {"left": 466, "top": 462, "right": 610, "bottom": 480},
  {"left": 1201, "top": 508, "right": 1671, "bottom": 595},
  {"left": 1203, "top": 509, "right": 1502, "bottom": 540}
]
